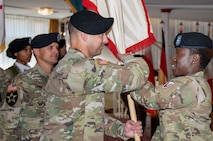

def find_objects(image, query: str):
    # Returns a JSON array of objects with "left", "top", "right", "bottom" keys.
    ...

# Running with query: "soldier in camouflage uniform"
[
  {"left": 0, "top": 33, "right": 60, "bottom": 141},
  {"left": 0, "top": 67, "right": 9, "bottom": 139},
  {"left": 130, "top": 32, "right": 213, "bottom": 141},
  {"left": 0, "top": 67, "right": 9, "bottom": 107},
  {"left": 41, "top": 10, "right": 146, "bottom": 141},
  {"left": 5, "top": 37, "right": 32, "bottom": 83}
]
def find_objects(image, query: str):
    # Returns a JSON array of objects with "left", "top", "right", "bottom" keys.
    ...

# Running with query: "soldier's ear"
[
  {"left": 192, "top": 54, "right": 200, "bottom": 64},
  {"left": 80, "top": 32, "right": 88, "bottom": 42}
]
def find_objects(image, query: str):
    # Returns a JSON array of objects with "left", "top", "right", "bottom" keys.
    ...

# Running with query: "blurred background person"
[
  {"left": 5, "top": 37, "right": 32, "bottom": 82},
  {"left": 58, "top": 38, "right": 67, "bottom": 60}
]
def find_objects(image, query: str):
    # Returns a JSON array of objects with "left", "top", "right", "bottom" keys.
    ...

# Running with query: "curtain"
[
  {"left": 0, "top": 15, "right": 49, "bottom": 69},
  {"left": 49, "top": 19, "right": 59, "bottom": 33}
]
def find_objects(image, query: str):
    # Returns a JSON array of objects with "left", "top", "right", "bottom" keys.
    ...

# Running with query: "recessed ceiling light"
[{"left": 38, "top": 7, "right": 53, "bottom": 15}]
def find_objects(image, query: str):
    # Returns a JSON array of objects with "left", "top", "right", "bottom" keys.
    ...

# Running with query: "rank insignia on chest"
[{"left": 6, "top": 83, "right": 18, "bottom": 107}]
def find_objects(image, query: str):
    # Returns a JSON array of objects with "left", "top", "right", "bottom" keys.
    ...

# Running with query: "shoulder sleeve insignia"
[
  {"left": 6, "top": 83, "right": 18, "bottom": 107},
  {"left": 97, "top": 59, "right": 108, "bottom": 65},
  {"left": 162, "top": 82, "right": 175, "bottom": 88}
]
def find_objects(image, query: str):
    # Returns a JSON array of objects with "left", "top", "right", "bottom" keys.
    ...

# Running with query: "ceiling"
[{"left": 4, "top": 0, "right": 213, "bottom": 22}]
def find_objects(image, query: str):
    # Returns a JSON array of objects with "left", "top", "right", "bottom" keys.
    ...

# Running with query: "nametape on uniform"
[
  {"left": 98, "top": 59, "right": 108, "bottom": 65},
  {"left": 6, "top": 83, "right": 18, "bottom": 107},
  {"left": 162, "top": 82, "right": 174, "bottom": 88}
]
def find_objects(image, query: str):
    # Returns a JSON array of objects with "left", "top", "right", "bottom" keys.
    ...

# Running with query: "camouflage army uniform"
[
  {"left": 0, "top": 67, "right": 9, "bottom": 106},
  {"left": 0, "top": 67, "right": 9, "bottom": 139},
  {"left": 41, "top": 48, "right": 149, "bottom": 141},
  {"left": 1, "top": 64, "right": 49, "bottom": 141},
  {"left": 131, "top": 71, "right": 213, "bottom": 141},
  {"left": 5, "top": 63, "right": 21, "bottom": 83}
]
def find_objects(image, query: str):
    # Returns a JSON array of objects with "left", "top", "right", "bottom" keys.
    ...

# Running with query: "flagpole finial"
[
  {"left": 160, "top": 20, "right": 164, "bottom": 29},
  {"left": 196, "top": 21, "right": 199, "bottom": 32}
]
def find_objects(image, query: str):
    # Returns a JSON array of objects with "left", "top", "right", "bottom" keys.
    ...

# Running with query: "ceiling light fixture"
[{"left": 38, "top": 7, "right": 53, "bottom": 15}]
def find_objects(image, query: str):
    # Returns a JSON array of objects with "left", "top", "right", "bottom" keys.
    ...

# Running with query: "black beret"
[
  {"left": 31, "top": 32, "right": 60, "bottom": 48},
  {"left": 7, "top": 37, "right": 31, "bottom": 59},
  {"left": 70, "top": 10, "right": 114, "bottom": 35},
  {"left": 59, "top": 39, "right": 66, "bottom": 48},
  {"left": 174, "top": 32, "right": 213, "bottom": 49}
]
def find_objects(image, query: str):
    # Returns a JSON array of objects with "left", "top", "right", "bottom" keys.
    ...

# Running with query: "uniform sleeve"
[
  {"left": 130, "top": 77, "right": 196, "bottom": 110},
  {"left": 84, "top": 55, "right": 149, "bottom": 94},
  {"left": 104, "top": 114, "right": 129, "bottom": 140},
  {"left": 1, "top": 77, "right": 24, "bottom": 141},
  {"left": 0, "top": 69, "right": 9, "bottom": 107}
]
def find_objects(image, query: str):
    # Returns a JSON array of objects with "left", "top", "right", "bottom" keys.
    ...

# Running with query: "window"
[{"left": 0, "top": 15, "right": 49, "bottom": 69}]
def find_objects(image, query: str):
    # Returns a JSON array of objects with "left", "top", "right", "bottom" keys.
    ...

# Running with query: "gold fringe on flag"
[{"left": 0, "top": 42, "right": 5, "bottom": 53}]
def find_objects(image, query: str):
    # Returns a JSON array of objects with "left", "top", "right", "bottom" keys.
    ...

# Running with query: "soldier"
[
  {"left": 1, "top": 32, "right": 60, "bottom": 140},
  {"left": 0, "top": 67, "right": 9, "bottom": 107},
  {"left": 130, "top": 32, "right": 213, "bottom": 140},
  {"left": 41, "top": 10, "right": 147, "bottom": 141},
  {"left": 58, "top": 39, "right": 67, "bottom": 60},
  {"left": 5, "top": 37, "right": 32, "bottom": 82},
  {"left": 0, "top": 67, "right": 9, "bottom": 139}
]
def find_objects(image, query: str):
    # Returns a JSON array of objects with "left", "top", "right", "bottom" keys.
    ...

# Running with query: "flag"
[
  {"left": 82, "top": 0, "right": 156, "bottom": 55},
  {"left": 65, "top": 0, "right": 85, "bottom": 13},
  {"left": 158, "top": 27, "right": 168, "bottom": 85},
  {"left": 66, "top": 0, "right": 156, "bottom": 55},
  {"left": 0, "top": 0, "right": 5, "bottom": 53}
]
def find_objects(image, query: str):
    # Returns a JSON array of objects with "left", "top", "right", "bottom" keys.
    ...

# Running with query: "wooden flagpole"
[{"left": 127, "top": 94, "right": 141, "bottom": 141}]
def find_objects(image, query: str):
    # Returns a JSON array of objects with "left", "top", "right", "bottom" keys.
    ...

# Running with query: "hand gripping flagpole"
[{"left": 127, "top": 94, "right": 141, "bottom": 141}]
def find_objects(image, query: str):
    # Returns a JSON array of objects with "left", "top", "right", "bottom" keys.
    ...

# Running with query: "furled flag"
[
  {"left": 0, "top": 0, "right": 5, "bottom": 53},
  {"left": 65, "top": 0, "right": 85, "bottom": 13},
  {"left": 82, "top": 0, "right": 156, "bottom": 54},
  {"left": 158, "top": 27, "right": 168, "bottom": 85}
]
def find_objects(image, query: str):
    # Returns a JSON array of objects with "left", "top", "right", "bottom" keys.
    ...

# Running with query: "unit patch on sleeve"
[{"left": 6, "top": 83, "right": 18, "bottom": 107}]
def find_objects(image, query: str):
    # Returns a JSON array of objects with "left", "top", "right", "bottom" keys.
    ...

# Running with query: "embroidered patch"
[
  {"left": 36, "top": 100, "right": 46, "bottom": 108},
  {"left": 6, "top": 83, "right": 18, "bottom": 107},
  {"left": 162, "top": 82, "right": 175, "bottom": 88},
  {"left": 98, "top": 59, "right": 108, "bottom": 65}
]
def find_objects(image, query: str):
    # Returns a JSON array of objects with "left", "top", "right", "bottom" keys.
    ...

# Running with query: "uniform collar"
[{"left": 15, "top": 62, "right": 31, "bottom": 72}]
